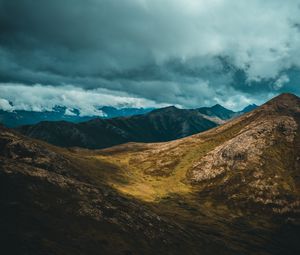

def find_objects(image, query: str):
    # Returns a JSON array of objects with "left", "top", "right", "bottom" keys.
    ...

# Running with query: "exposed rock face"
[
  {"left": 0, "top": 126, "right": 74, "bottom": 176},
  {"left": 186, "top": 94, "right": 300, "bottom": 215},
  {"left": 190, "top": 116, "right": 298, "bottom": 182}
]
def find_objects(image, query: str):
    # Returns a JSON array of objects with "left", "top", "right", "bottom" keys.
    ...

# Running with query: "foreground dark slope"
[
  {"left": 17, "top": 106, "right": 220, "bottom": 149},
  {"left": 0, "top": 125, "right": 234, "bottom": 255},
  {"left": 2, "top": 124, "right": 281, "bottom": 255}
]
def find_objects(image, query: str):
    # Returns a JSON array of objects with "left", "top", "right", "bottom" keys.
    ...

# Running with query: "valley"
[{"left": 1, "top": 93, "right": 299, "bottom": 254}]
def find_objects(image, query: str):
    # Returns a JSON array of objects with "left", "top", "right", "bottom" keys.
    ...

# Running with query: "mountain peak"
[
  {"left": 211, "top": 104, "right": 226, "bottom": 110},
  {"left": 211, "top": 104, "right": 235, "bottom": 114},
  {"left": 262, "top": 93, "right": 300, "bottom": 112},
  {"left": 197, "top": 104, "right": 235, "bottom": 120},
  {"left": 241, "top": 104, "right": 258, "bottom": 113},
  {"left": 278, "top": 92, "right": 298, "bottom": 98},
  {"left": 150, "top": 105, "right": 179, "bottom": 113},
  {"left": 272, "top": 92, "right": 299, "bottom": 102}
]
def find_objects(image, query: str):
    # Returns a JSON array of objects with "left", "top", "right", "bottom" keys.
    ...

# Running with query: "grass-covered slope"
[
  {"left": 88, "top": 93, "right": 300, "bottom": 253},
  {"left": 97, "top": 94, "right": 300, "bottom": 209}
]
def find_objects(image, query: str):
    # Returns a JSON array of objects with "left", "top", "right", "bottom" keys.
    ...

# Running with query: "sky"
[{"left": 0, "top": 0, "right": 300, "bottom": 115}]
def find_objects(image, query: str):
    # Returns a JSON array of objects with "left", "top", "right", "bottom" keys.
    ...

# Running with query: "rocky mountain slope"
[
  {"left": 91, "top": 93, "right": 300, "bottom": 253},
  {"left": 99, "top": 93, "right": 300, "bottom": 212}
]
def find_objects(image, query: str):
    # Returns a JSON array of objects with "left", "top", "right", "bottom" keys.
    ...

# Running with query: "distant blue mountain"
[
  {"left": 100, "top": 106, "right": 154, "bottom": 118},
  {"left": 240, "top": 104, "right": 258, "bottom": 113},
  {"left": 0, "top": 106, "right": 154, "bottom": 128}
]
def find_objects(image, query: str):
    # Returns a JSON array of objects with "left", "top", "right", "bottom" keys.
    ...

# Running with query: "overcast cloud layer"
[{"left": 0, "top": 0, "right": 300, "bottom": 113}]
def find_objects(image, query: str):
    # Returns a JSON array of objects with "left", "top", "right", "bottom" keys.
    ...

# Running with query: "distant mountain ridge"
[
  {"left": 17, "top": 106, "right": 218, "bottom": 149},
  {"left": 0, "top": 103, "right": 257, "bottom": 128},
  {"left": 16, "top": 103, "right": 258, "bottom": 149},
  {"left": 0, "top": 106, "right": 154, "bottom": 128}
]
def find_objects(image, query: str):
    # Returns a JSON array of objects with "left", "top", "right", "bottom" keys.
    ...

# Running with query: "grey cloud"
[
  {"left": 0, "top": 0, "right": 300, "bottom": 109},
  {"left": 0, "top": 84, "right": 169, "bottom": 115}
]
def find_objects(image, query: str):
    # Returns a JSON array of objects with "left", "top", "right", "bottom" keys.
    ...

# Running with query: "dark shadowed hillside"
[
  {"left": 0, "top": 125, "right": 215, "bottom": 255},
  {"left": 17, "top": 106, "right": 221, "bottom": 149}
]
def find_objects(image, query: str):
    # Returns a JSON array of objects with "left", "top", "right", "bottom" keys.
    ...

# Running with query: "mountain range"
[
  {"left": 0, "top": 106, "right": 155, "bottom": 128},
  {"left": 16, "top": 104, "right": 256, "bottom": 149},
  {"left": 0, "top": 103, "right": 256, "bottom": 129},
  {"left": 0, "top": 93, "right": 299, "bottom": 254}
]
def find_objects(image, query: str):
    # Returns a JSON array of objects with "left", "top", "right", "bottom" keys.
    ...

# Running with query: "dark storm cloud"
[{"left": 0, "top": 0, "right": 300, "bottom": 112}]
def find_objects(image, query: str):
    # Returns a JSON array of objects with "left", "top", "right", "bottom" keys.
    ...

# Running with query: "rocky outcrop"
[
  {"left": 190, "top": 116, "right": 298, "bottom": 182},
  {"left": 186, "top": 94, "right": 300, "bottom": 216}
]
